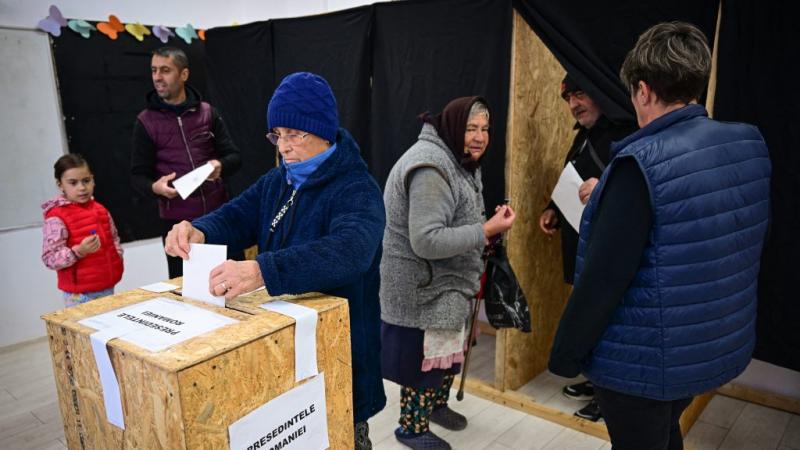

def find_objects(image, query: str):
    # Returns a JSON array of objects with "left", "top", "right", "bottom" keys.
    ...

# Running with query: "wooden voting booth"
[
  {"left": 41, "top": 286, "right": 353, "bottom": 449},
  {"left": 456, "top": 11, "right": 716, "bottom": 440}
]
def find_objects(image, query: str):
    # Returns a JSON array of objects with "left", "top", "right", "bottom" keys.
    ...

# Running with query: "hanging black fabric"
[
  {"left": 271, "top": 7, "right": 373, "bottom": 162},
  {"left": 52, "top": 27, "right": 207, "bottom": 242},
  {"left": 714, "top": 0, "right": 800, "bottom": 372},
  {"left": 513, "top": 0, "right": 719, "bottom": 123},
  {"left": 370, "top": 0, "right": 512, "bottom": 212},
  {"left": 204, "top": 21, "right": 275, "bottom": 198}
]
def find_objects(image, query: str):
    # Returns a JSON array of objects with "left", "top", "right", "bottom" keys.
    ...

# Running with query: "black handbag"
[{"left": 483, "top": 245, "right": 532, "bottom": 332}]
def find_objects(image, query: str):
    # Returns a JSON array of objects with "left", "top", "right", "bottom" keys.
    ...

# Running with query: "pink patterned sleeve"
[
  {"left": 42, "top": 217, "right": 78, "bottom": 270},
  {"left": 108, "top": 213, "right": 124, "bottom": 257}
]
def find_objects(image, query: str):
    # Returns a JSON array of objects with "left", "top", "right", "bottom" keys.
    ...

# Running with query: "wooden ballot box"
[{"left": 41, "top": 287, "right": 353, "bottom": 449}]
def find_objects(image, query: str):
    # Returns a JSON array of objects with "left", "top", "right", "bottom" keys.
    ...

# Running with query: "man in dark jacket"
[
  {"left": 538, "top": 75, "right": 636, "bottom": 421},
  {"left": 131, "top": 47, "right": 241, "bottom": 278},
  {"left": 549, "top": 22, "right": 771, "bottom": 450},
  {"left": 164, "top": 72, "right": 386, "bottom": 449}
]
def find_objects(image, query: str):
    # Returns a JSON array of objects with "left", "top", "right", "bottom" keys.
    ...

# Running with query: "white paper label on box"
[
  {"left": 79, "top": 297, "right": 238, "bottom": 352},
  {"left": 260, "top": 300, "right": 318, "bottom": 382},
  {"left": 229, "top": 373, "right": 329, "bottom": 450}
]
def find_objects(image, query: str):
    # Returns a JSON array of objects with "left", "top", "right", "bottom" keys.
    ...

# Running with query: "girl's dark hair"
[{"left": 54, "top": 153, "right": 90, "bottom": 180}]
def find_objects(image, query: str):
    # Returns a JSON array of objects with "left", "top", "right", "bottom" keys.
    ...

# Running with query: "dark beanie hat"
[
  {"left": 560, "top": 74, "right": 581, "bottom": 100},
  {"left": 267, "top": 72, "right": 339, "bottom": 143}
]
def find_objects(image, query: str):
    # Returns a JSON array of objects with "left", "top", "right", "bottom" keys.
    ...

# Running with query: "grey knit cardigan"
[{"left": 379, "top": 124, "right": 485, "bottom": 330}]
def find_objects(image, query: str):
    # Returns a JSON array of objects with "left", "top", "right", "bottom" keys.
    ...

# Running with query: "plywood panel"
[{"left": 502, "top": 11, "right": 575, "bottom": 390}]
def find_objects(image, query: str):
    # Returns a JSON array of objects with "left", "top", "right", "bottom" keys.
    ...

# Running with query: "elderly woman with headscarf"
[
  {"left": 380, "top": 96, "right": 516, "bottom": 450},
  {"left": 164, "top": 72, "right": 386, "bottom": 449}
]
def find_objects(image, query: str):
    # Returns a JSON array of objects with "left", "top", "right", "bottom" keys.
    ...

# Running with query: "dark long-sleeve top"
[
  {"left": 130, "top": 103, "right": 241, "bottom": 200},
  {"left": 548, "top": 158, "right": 652, "bottom": 378}
]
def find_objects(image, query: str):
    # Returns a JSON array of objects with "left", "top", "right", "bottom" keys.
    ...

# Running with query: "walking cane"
[{"left": 456, "top": 258, "right": 490, "bottom": 401}]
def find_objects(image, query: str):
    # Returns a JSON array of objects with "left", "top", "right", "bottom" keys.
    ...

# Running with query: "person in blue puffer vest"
[
  {"left": 164, "top": 72, "right": 386, "bottom": 449},
  {"left": 548, "top": 22, "right": 771, "bottom": 450}
]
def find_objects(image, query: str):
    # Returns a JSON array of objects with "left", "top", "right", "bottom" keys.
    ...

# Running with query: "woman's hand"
[
  {"left": 483, "top": 204, "right": 517, "bottom": 239},
  {"left": 164, "top": 221, "right": 205, "bottom": 260},
  {"left": 209, "top": 260, "right": 265, "bottom": 300}
]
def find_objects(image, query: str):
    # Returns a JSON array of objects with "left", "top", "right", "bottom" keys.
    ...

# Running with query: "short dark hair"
[
  {"left": 620, "top": 22, "right": 711, "bottom": 104},
  {"left": 54, "top": 153, "right": 89, "bottom": 180},
  {"left": 153, "top": 46, "right": 189, "bottom": 71}
]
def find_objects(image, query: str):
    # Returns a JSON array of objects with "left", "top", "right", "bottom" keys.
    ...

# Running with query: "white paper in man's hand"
[
  {"left": 173, "top": 162, "right": 214, "bottom": 200},
  {"left": 182, "top": 243, "right": 227, "bottom": 306},
  {"left": 551, "top": 162, "right": 586, "bottom": 232}
]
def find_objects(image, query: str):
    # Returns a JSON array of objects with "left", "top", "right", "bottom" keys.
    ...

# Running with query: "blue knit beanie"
[{"left": 267, "top": 72, "right": 339, "bottom": 143}]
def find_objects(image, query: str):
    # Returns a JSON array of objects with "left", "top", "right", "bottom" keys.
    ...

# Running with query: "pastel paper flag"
[
  {"left": 125, "top": 22, "right": 151, "bottom": 42},
  {"left": 97, "top": 15, "right": 125, "bottom": 40},
  {"left": 175, "top": 24, "right": 198, "bottom": 44},
  {"left": 152, "top": 25, "right": 174, "bottom": 43},
  {"left": 67, "top": 19, "right": 96, "bottom": 39},
  {"left": 198, "top": 29, "right": 206, "bottom": 41},
  {"left": 37, "top": 5, "right": 67, "bottom": 37}
]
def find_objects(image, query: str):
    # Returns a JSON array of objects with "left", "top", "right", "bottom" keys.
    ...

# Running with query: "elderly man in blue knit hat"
[{"left": 165, "top": 72, "right": 387, "bottom": 449}]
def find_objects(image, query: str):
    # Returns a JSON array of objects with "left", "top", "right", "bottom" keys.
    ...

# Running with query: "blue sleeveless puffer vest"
[{"left": 576, "top": 105, "right": 771, "bottom": 400}]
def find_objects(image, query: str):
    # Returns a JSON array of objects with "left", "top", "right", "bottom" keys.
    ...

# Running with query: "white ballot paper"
[
  {"left": 139, "top": 281, "right": 180, "bottom": 293},
  {"left": 551, "top": 162, "right": 586, "bottom": 232},
  {"left": 229, "top": 373, "right": 329, "bottom": 450},
  {"left": 183, "top": 243, "right": 227, "bottom": 306},
  {"left": 81, "top": 297, "right": 237, "bottom": 428},
  {"left": 173, "top": 162, "right": 215, "bottom": 200},
  {"left": 261, "top": 301, "right": 319, "bottom": 382}
]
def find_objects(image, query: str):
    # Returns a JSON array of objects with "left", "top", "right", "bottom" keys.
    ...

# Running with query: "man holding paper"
[
  {"left": 131, "top": 47, "right": 241, "bottom": 278},
  {"left": 164, "top": 72, "right": 386, "bottom": 449},
  {"left": 538, "top": 74, "right": 636, "bottom": 421}
]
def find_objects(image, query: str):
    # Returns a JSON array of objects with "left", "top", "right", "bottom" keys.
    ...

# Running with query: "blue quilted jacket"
[
  {"left": 193, "top": 128, "right": 387, "bottom": 422},
  {"left": 576, "top": 105, "right": 771, "bottom": 400}
]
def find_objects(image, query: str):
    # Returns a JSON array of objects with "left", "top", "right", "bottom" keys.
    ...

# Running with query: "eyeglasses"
[{"left": 266, "top": 132, "right": 310, "bottom": 146}]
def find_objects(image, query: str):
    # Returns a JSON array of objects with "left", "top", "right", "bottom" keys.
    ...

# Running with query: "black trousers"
[
  {"left": 160, "top": 219, "right": 244, "bottom": 279},
  {"left": 594, "top": 386, "right": 693, "bottom": 450}
]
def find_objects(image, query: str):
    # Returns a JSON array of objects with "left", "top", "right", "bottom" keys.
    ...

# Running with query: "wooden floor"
[{"left": 1, "top": 336, "right": 798, "bottom": 450}]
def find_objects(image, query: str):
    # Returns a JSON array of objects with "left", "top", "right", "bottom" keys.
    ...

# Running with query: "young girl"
[{"left": 42, "top": 154, "right": 124, "bottom": 307}]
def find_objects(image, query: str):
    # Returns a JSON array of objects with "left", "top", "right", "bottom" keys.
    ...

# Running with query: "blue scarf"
[{"left": 282, "top": 143, "right": 337, "bottom": 188}]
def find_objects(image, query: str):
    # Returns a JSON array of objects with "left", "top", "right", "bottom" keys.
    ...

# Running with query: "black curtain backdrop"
[
  {"left": 513, "top": 0, "right": 719, "bottom": 123},
  {"left": 714, "top": 0, "right": 799, "bottom": 372},
  {"left": 271, "top": 6, "right": 373, "bottom": 163},
  {"left": 204, "top": 21, "right": 275, "bottom": 197},
  {"left": 52, "top": 26, "right": 207, "bottom": 242},
  {"left": 370, "top": 0, "right": 512, "bottom": 212}
]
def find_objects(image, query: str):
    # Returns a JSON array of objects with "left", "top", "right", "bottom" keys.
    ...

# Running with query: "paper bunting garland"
[
  {"left": 97, "top": 15, "right": 125, "bottom": 40},
  {"left": 125, "top": 22, "right": 151, "bottom": 42},
  {"left": 175, "top": 24, "right": 198, "bottom": 44},
  {"left": 152, "top": 25, "right": 175, "bottom": 43},
  {"left": 37, "top": 5, "right": 66, "bottom": 37},
  {"left": 67, "top": 19, "right": 96, "bottom": 39},
  {"left": 37, "top": 6, "right": 206, "bottom": 43}
]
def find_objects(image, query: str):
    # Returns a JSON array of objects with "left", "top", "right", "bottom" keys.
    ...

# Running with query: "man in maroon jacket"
[{"left": 131, "top": 47, "right": 241, "bottom": 278}]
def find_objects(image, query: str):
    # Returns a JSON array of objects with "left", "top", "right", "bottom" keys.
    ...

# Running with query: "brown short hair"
[
  {"left": 54, "top": 153, "right": 89, "bottom": 180},
  {"left": 620, "top": 22, "right": 711, "bottom": 104},
  {"left": 153, "top": 46, "right": 189, "bottom": 71}
]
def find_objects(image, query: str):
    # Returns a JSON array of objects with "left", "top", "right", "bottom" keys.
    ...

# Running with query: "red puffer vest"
[{"left": 45, "top": 200, "right": 123, "bottom": 293}]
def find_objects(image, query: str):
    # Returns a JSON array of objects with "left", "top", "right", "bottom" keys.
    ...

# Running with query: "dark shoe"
[
  {"left": 430, "top": 406, "right": 468, "bottom": 431},
  {"left": 563, "top": 381, "right": 595, "bottom": 401},
  {"left": 574, "top": 400, "right": 603, "bottom": 422},
  {"left": 395, "top": 427, "right": 452, "bottom": 450}
]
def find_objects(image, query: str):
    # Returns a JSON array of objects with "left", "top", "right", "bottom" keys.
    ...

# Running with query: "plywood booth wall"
[{"left": 501, "top": 10, "right": 575, "bottom": 391}]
